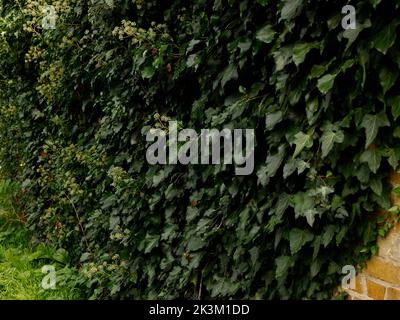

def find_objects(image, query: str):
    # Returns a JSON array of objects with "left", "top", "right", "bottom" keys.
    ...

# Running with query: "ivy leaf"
[
  {"left": 360, "top": 148, "right": 382, "bottom": 173},
  {"left": 315, "top": 186, "right": 334, "bottom": 201},
  {"left": 186, "top": 39, "right": 201, "bottom": 53},
  {"left": 273, "top": 47, "right": 292, "bottom": 71},
  {"left": 340, "top": 59, "right": 355, "bottom": 73},
  {"left": 310, "top": 259, "right": 321, "bottom": 278},
  {"left": 343, "top": 20, "right": 371, "bottom": 51},
  {"left": 283, "top": 159, "right": 297, "bottom": 179},
  {"left": 221, "top": 64, "right": 238, "bottom": 88},
  {"left": 283, "top": 158, "right": 311, "bottom": 178},
  {"left": 388, "top": 96, "right": 400, "bottom": 120},
  {"left": 296, "top": 160, "right": 310, "bottom": 174},
  {"left": 144, "top": 234, "right": 160, "bottom": 253},
  {"left": 317, "top": 74, "right": 336, "bottom": 94},
  {"left": 292, "top": 42, "right": 319, "bottom": 66},
  {"left": 187, "top": 236, "right": 206, "bottom": 251},
  {"left": 292, "top": 131, "right": 313, "bottom": 158},
  {"left": 306, "top": 98, "right": 318, "bottom": 125},
  {"left": 360, "top": 113, "right": 390, "bottom": 148},
  {"left": 292, "top": 192, "right": 314, "bottom": 222},
  {"left": 141, "top": 65, "right": 155, "bottom": 79},
  {"left": 257, "top": 146, "right": 286, "bottom": 186},
  {"left": 238, "top": 39, "right": 252, "bottom": 54},
  {"left": 256, "top": 25, "right": 276, "bottom": 44},
  {"left": 310, "top": 64, "right": 328, "bottom": 79},
  {"left": 394, "top": 127, "right": 400, "bottom": 138},
  {"left": 379, "top": 66, "right": 398, "bottom": 94},
  {"left": 387, "top": 148, "right": 400, "bottom": 169},
  {"left": 265, "top": 111, "right": 283, "bottom": 131},
  {"left": 371, "top": 0, "right": 381, "bottom": 8},
  {"left": 186, "top": 54, "right": 200, "bottom": 69},
  {"left": 322, "top": 225, "right": 336, "bottom": 248},
  {"left": 320, "top": 127, "right": 344, "bottom": 158},
  {"left": 305, "top": 209, "right": 318, "bottom": 227},
  {"left": 280, "top": 0, "right": 303, "bottom": 21},
  {"left": 265, "top": 146, "right": 286, "bottom": 177},
  {"left": 276, "top": 193, "right": 290, "bottom": 218},
  {"left": 275, "top": 256, "right": 294, "bottom": 279},
  {"left": 289, "top": 228, "right": 314, "bottom": 255},
  {"left": 370, "top": 177, "right": 383, "bottom": 196},
  {"left": 373, "top": 22, "right": 397, "bottom": 54},
  {"left": 249, "top": 247, "right": 259, "bottom": 266}
]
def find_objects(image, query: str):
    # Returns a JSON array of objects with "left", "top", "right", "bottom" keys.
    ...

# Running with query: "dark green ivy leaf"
[
  {"left": 370, "top": 177, "right": 383, "bottom": 196},
  {"left": 320, "top": 125, "right": 344, "bottom": 158},
  {"left": 388, "top": 96, "right": 400, "bottom": 120},
  {"left": 289, "top": 228, "right": 314, "bottom": 255},
  {"left": 379, "top": 66, "right": 398, "bottom": 94},
  {"left": 360, "top": 113, "right": 390, "bottom": 148},
  {"left": 221, "top": 64, "right": 238, "bottom": 88},
  {"left": 265, "top": 111, "right": 283, "bottom": 131},
  {"left": 265, "top": 146, "right": 286, "bottom": 178},
  {"left": 280, "top": 0, "right": 303, "bottom": 21},
  {"left": 317, "top": 74, "right": 336, "bottom": 94},
  {"left": 322, "top": 225, "right": 336, "bottom": 248},
  {"left": 373, "top": 22, "right": 397, "bottom": 54},
  {"left": 257, "top": 146, "right": 286, "bottom": 186},
  {"left": 275, "top": 256, "right": 294, "bottom": 279},
  {"left": 360, "top": 148, "right": 382, "bottom": 173},
  {"left": 387, "top": 148, "right": 400, "bottom": 169},
  {"left": 141, "top": 65, "right": 155, "bottom": 79},
  {"left": 292, "top": 131, "right": 313, "bottom": 158},
  {"left": 256, "top": 25, "right": 276, "bottom": 44},
  {"left": 292, "top": 42, "right": 319, "bottom": 67}
]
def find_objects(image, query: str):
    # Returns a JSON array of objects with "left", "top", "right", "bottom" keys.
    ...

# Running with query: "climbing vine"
[{"left": 0, "top": 0, "right": 400, "bottom": 299}]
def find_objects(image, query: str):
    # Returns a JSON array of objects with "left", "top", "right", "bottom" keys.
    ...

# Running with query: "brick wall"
[{"left": 345, "top": 172, "right": 400, "bottom": 300}]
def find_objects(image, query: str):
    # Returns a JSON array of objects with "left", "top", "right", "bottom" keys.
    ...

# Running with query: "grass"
[
  {"left": 0, "top": 178, "right": 82, "bottom": 300},
  {"left": 0, "top": 207, "right": 81, "bottom": 299}
]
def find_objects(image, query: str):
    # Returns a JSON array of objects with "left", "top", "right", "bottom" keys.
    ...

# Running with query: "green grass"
[{"left": 0, "top": 215, "right": 82, "bottom": 300}]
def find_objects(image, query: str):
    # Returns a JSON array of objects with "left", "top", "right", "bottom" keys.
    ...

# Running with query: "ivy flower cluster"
[
  {"left": 25, "top": 46, "right": 43, "bottom": 63},
  {"left": 63, "top": 174, "right": 84, "bottom": 197},
  {"left": 0, "top": 105, "right": 17, "bottom": 120},
  {"left": 36, "top": 60, "right": 64, "bottom": 102},
  {"left": 112, "top": 20, "right": 170, "bottom": 45},
  {"left": 108, "top": 166, "right": 127, "bottom": 187},
  {"left": 110, "top": 225, "right": 131, "bottom": 246},
  {"left": 22, "top": 0, "right": 71, "bottom": 34},
  {"left": 83, "top": 256, "right": 127, "bottom": 279}
]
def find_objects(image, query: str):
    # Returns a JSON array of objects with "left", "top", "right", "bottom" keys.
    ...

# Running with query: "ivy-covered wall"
[
  {"left": 0, "top": 0, "right": 399, "bottom": 299},
  {"left": 345, "top": 173, "right": 400, "bottom": 300}
]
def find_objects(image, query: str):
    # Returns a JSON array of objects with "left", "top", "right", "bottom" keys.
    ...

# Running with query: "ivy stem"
[{"left": 62, "top": 191, "right": 90, "bottom": 249}]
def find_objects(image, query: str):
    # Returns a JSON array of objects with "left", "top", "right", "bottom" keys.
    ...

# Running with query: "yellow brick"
[
  {"left": 386, "top": 287, "right": 400, "bottom": 300},
  {"left": 365, "top": 257, "right": 400, "bottom": 285},
  {"left": 377, "top": 228, "right": 400, "bottom": 262},
  {"left": 366, "top": 279, "right": 386, "bottom": 300},
  {"left": 353, "top": 276, "right": 365, "bottom": 294}
]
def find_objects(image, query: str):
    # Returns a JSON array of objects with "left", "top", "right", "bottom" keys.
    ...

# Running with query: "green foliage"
[
  {"left": 0, "top": 217, "right": 81, "bottom": 299},
  {"left": 0, "top": 0, "right": 400, "bottom": 299}
]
